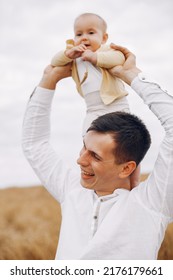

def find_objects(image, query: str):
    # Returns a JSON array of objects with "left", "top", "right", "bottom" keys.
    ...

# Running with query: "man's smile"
[{"left": 81, "top": 169, "right": 95, "bottom": 178}]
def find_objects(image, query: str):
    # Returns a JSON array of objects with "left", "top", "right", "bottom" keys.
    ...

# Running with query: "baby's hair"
[{"left": 74, "top": 13, "right": 107, "bottom": 33}]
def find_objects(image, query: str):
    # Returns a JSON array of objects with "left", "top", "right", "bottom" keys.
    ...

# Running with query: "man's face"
[{"left": 77, "top": 131, "right": 122, "bottom": 196}]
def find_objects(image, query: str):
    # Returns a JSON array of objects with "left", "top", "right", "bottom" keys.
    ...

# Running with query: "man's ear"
[
  {"left": 119, "top": 161, "right": 136, "bottom": 179},
  {"left": 102, "top": 33, "right": 108, "bottom": 44}
]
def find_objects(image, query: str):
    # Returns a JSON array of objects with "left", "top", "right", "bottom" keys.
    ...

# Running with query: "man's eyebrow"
[{"left": 83, "top": 139, "right": 103, "bottom": 160}]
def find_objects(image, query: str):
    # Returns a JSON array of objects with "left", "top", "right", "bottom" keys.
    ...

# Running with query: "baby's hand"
[
  {"left": 82, "top": 50, "right": 97, "bottom": 65},
  {"left": 65, "top": 44, "right": 87, "bottom": 59}
]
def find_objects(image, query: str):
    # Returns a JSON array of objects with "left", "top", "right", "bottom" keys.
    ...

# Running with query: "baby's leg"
[{"left": 130, "top": 164, "right": 141, "bottom": 189}]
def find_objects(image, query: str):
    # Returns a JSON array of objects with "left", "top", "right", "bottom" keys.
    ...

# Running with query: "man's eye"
[{"left": 92, "top": 152, "right": 100, "bottom": 161}]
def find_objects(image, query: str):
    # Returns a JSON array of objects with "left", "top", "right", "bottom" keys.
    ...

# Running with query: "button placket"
[
  {"left": 89, "top": 193, "right": 120, "bottom": 240},
  {"left": 90, "top": 199, "right": 102, "bottom": 238}
]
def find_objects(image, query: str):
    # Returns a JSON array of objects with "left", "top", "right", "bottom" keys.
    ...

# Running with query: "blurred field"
[{"left": 0, "top": 174, "right": 173, "bottom": 260}]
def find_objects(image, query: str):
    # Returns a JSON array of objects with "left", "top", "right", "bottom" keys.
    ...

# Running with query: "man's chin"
[
  {"left": 80, "top": 178, "right": 95, "bottom": 190},
  {"left": 80, "top": 178, "right": 88, "bottom": 189}
]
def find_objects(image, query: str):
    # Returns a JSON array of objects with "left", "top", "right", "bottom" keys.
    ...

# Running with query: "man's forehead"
[{"left": 84, "top": 131, "right": 114, "bottom": 149}]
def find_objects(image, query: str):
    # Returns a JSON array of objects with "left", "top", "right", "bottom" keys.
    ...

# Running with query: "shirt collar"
[{"left": 93, "top": 188, "right": 129, "bottom": 201}]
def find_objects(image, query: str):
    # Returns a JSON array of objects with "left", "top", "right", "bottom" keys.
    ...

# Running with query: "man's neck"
[{"left": 95, "top": 178, "right": 131, "bottom": 197}]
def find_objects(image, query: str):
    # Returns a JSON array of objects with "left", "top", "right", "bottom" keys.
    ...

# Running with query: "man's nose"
[{"left": 77, "top": 149, "right": 90, "bottom": 166}]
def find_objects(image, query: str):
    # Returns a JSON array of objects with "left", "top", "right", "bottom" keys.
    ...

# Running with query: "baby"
[
  {"left": 51, "top": 13, "right": 129, "bottom": 134},
  {"left": 51, "top": 13, "right": 140, "bottom": 187}
]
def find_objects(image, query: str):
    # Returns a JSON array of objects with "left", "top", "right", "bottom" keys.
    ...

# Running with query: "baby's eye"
[
  {"left": 76, "top": 33, "right": 82, "bottom": 37},
  {"left": 89, "top": 31, "right": 94, "bottom": 34}
]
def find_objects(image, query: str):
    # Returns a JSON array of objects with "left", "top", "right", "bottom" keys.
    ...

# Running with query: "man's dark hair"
[{"left": 87, "top": 111, "right": 151, "bottom": 165}]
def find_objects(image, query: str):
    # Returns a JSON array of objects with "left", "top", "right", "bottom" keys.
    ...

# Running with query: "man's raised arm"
[
  {"left": 22, "top": 64, "right": 73, "bottom": 203},
  {"left": 38, "top": 64, "right": 72, "bottom": 90},
  {"left": 110, "top": 44, "right": 173, "bottom": 220}
]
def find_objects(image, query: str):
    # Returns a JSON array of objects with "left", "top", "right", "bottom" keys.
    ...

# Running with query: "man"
[{"left": 22, "top": 45, "right": 173, "bottom": 259}]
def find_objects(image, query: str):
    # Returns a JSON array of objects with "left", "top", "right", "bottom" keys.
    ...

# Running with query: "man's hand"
[
  {"left": 109, "top": 44, "right": 141, "bottom": 85},
  {"left": 38, "top": 63, "right": 72, "bottom": 90}
]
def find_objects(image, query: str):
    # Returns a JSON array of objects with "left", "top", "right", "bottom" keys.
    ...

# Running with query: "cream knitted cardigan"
[{"left": 51, "top": 42, "right": 128, "bottom": 105}]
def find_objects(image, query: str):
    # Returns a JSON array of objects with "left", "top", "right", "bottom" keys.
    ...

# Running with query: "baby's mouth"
[{"left": 84, "top": 43, "right": 90, "bottom": 47}]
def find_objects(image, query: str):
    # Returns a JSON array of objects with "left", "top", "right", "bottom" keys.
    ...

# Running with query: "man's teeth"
[{"left": 82, "top": 170, "right": 94, "bottom": 176}]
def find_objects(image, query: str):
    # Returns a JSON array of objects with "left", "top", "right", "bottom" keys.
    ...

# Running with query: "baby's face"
[{"left": 74, "top": 15, "right": 108, "bottom": 52}]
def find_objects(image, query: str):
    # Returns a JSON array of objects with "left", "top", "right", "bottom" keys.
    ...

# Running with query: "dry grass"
[
  {"left": 0, "top": 186, "right": 60, "bottom": 260},
  {"left": 0, "top": 175, "right": 172, "bottom": 260}
]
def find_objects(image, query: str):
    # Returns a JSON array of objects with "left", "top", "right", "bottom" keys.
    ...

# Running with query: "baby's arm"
[
  {"left": 81, "top": 45, "right": 125, "bottom": 69},
  {"left": 97, "top": 46, "right": 125, "bottom": 69},
  {"left": 51, "top": 50, "right": 72, "bottom": 66},
  {"left": 65, "top": 44, "right": 87, "bottom": 59},
  {"left": 81, "top": 50, "right": 97, "bottom": 65},
  {"left": 51, "top": 42, "right": 88, "bottom": 66}
]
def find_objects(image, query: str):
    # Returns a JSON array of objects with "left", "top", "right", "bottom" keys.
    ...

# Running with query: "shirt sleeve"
[
  {"left": 22, "top": 87, "right": 79, "bottom": 203},
  {"left": 131, "top": 73, "right": 173, "bottom": 221}
]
